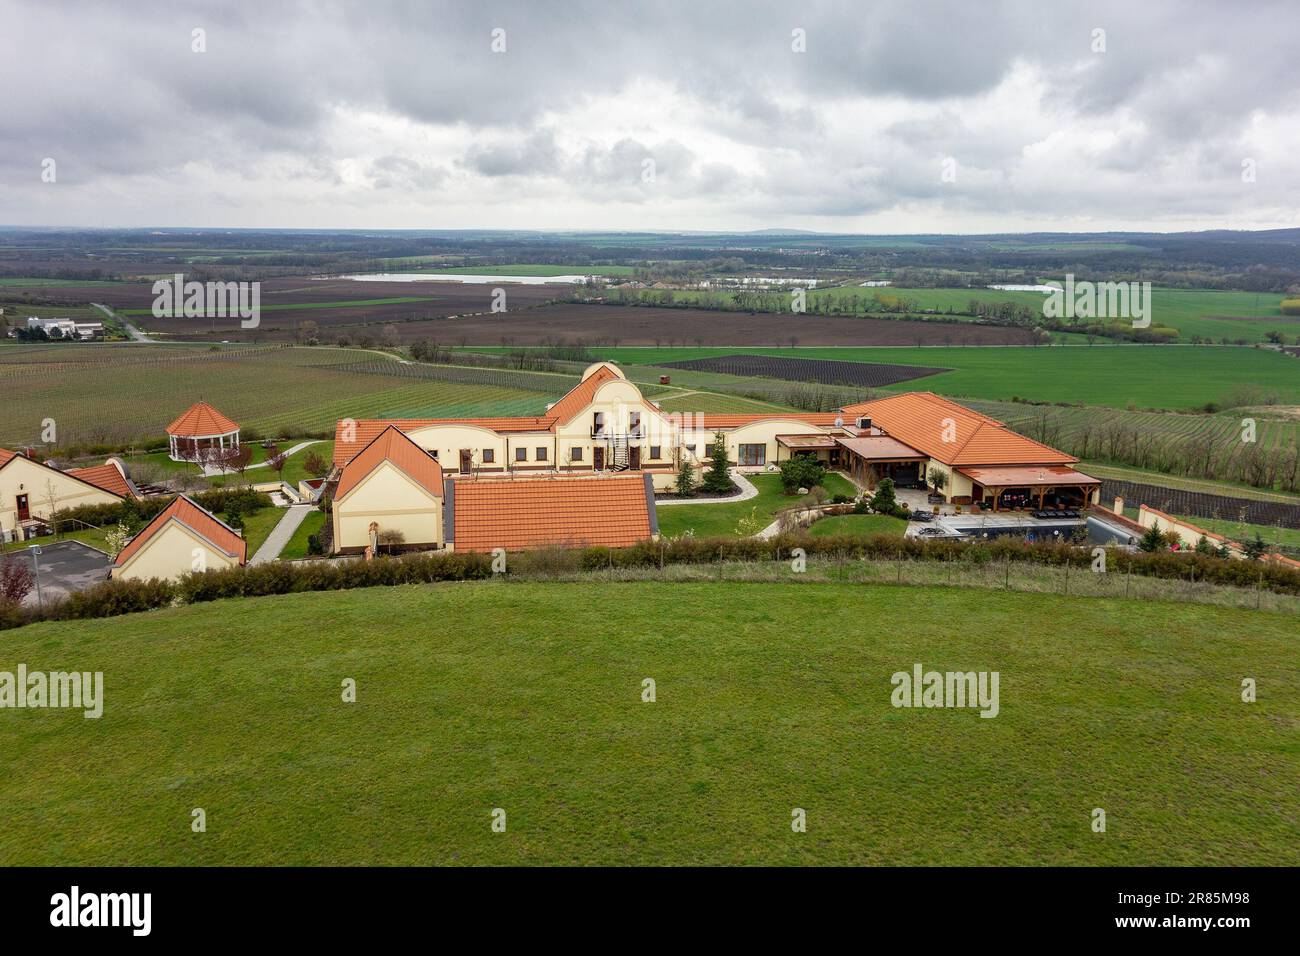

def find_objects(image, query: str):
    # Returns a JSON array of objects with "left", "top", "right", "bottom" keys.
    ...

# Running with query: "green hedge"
[
  {"left": 51, "top": 489, "right": 273, "bottom": 531},
  {"left": 2, "top": 532, "right": 1297, "bottom": 631}
]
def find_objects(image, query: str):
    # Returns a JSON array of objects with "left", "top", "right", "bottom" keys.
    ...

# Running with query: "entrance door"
[
  {"left": 459, "top": 450, "right": 473, "bottom": 475},
  {"left": 629, "top": 447, "right": 641, "bottom": 470},
  {"left": 593, "top": 447, "right": 605, "bottom": 470},
  {"left": 16, "top": 494, "right": 29, "bottom": 521}
]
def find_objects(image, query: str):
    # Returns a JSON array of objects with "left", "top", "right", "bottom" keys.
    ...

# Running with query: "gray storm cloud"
[{"left": 0, "top": 0, "right": 1296, "bottom": 230}]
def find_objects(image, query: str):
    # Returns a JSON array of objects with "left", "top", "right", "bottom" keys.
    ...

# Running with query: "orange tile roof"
[
  {"left": 695, "top": 413, "right": 842, "bottom": 429},
  {"left": 451, "top": 473, "right": 654, "bottom": 552},
  {"left": 840, "top": 392, "right": 1076, "bottom": 466},
  {"left": 113, "top": 495, "right": 246, "bottom": 569},
  {"left": 335, "top": 425, "right": 444, "bottom": 501},
  {"left": 0, "top": 447, "right": 18, "bottom": 467},
  {"left": 166, "top": 401, "right": 240, "bottom": 437},
  {"left": 545, "top": 363, "right": 622, "bottom": 425},
  {"left": 68, "top": 463, "right": 134, "bottom": 498},
  {"left": 332, "top": 416, "right": 553, "bottom": 467}
]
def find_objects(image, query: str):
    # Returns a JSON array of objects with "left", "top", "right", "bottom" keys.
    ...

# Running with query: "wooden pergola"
[{"left": 958, "top": 466, "right": 1101, "bottom": 512}]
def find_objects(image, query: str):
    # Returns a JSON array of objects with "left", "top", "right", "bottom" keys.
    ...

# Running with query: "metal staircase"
[{"left": 610, "top": 435, "right": 630, "bottom": 471}]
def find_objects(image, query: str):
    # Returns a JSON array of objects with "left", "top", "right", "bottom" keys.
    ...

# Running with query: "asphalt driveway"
[{"left": 4, "top": 540, "right": 112, "bottom": 607}]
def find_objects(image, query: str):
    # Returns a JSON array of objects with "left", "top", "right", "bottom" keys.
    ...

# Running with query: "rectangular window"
[
  {"left": 650, "top": 445, "right": 661, "bottom": 459},
  {"left": 571, "top": 447, "right": 583, "bottom": 462},
  {"left": 739, "top": 443, "right": 766, "bottom": 466},
  {"left": 593, "top": 412, "right": 605, "bottom": 434},
  {"left": 630, "top": 411, "right": 641, "bottom": 434},
  {"left": 515, "top": 447, "right": 527, "bottom": 462},
  {"left": 428, "top": 450, "right": 438, "bottom": 460},
  {"left": 704, "top": 444, "right": 715, "bottom": 458},
  {"left": 482, "top": 449, "right": 495, "bottom": 464},
  {"left": 536, "top": 446, "right": 548, "bottom": 461}
]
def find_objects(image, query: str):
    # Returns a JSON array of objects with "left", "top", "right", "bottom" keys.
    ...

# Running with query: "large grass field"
[
  {"left": 0, "top": 345, "right": 560, "bottom": 448},
  {"left": 0, "top": 580, "right": 1293, "bottom": 865},
  {"left": 808, "top": 286, "right": 1294, "bottom": 344},
  {"left": 580, "top": 345, "right": 1300, "bottom": 410}
]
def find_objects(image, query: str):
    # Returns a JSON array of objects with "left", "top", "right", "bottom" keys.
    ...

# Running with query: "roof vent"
[{"left": 857, "top": 416, "right": 872, "bottom": 430}]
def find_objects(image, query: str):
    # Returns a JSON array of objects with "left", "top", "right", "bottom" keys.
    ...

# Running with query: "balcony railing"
[{"left": 590, "top": 426, "right": 643, "bottom": 439}]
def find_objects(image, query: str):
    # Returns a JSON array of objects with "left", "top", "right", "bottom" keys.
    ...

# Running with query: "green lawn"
[
  {"left": 808, "top": 514, "right": 908, "bottom": 537},
  {"left": 236, "top": 507, "right": 286, "bottom": 556},
  {"left": 658, "top": 472, "right": 858, "bottom": 538},
  {"left": 280, "top": 510, "right": 327, "bottom": 560},
  {"left": 0, "top": 580, "right": 1293, "bottom": 865},
  {"left": 579, "top": 345, "right": 1300, "bottom": 410}
]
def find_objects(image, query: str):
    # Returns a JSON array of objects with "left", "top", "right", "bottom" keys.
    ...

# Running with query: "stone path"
[
  {"left": 202, "top": 439, "right": 324, "bottom": 476},
  {"left": 249, "top": 503, "right": 315, "bottom": 564}
]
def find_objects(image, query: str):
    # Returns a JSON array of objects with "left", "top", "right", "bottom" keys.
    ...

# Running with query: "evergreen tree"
[
  {"left": 701, "top": 431, "right": 732, "bottom": 494},
  {"left": 1138, "top": 522, "right": 1164, "bottom": 552},
  {"left": 675, "top": 457, "right": 696, "bottom": 497},
  {"left": 1242, "top": 532, "right": 1268, "bottom": 561}
]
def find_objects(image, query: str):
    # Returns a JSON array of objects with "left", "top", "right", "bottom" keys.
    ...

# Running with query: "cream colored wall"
[
  {"left": 112, "top": 521, "right": 240, "bottom": 581},
  {"left": 0, "top": 457, "right": 120, "bottom": 536},
  {"left": 683, "top": 419, "right": 837, "bottom": 469},
  {"left": 403, "top": 424, "right": 515, "bottom": 469},
  {"left": 1137, "top": 506, "right": 1240, "bottom": 556},
  {"left": 555, "top": 379, "right": 680, "bottom": 468},
  {"left": 333, "top": 461, "right": 442, "bottom": 550},
  {"left": 921, "top": 460, "right": 972, "bottom": 500}
]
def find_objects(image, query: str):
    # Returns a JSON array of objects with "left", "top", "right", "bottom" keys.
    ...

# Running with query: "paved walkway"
[
  {"left": 202, "top": 440, "right": 323, "bottom": 476},
  {"left": 655, "top": 470, "right": 758, "bottom": 506},
  {"left": 249, "top": 504, "right": 315, "bottom": 564}
]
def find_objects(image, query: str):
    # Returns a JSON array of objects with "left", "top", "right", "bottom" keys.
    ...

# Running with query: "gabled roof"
[
  {"left": 839, "top": 392, "right": 1076, "bottom": 466},
  {"left": 450, "top": 473, "right": 655, "bottom": 552},
  {"left": 334, "top": 425, "right": 444, "bottom": 501},
  {"left": 333, "top": 417, "right": 554, "bottom": 467},
  {"left": 0, "top": 448, "right": 127, "bottom": 501},
  {"left": 68, "top": 463, "right": 134, "bottom": 498},
  {"left": 166, "top": 402, "right": 240, "bottom": 437},
  {"left": 113, "top": 495, "right": 246, "bottom": 569},
  {"left": 545, "top": 363, "right": 622, "bottom": 425}
]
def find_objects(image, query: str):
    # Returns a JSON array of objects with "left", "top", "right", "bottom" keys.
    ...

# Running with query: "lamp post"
[{"left": 28, "top": 544, "right": 43, "bottom": 610}]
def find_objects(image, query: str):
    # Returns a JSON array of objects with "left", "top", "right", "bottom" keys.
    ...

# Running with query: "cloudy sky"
[{"left": 2, "top": 0, "right": 1298, "bottom": 233}]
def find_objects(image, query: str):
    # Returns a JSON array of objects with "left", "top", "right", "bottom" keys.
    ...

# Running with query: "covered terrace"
[
  {"left": 957, "top": 466, "right": 1101, "bottom": 512},
  {"left": 835, "top": 435, "right": 928, "bottom": 490}
]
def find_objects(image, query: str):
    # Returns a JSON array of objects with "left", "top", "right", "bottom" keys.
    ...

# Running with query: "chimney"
[{"left": 1112, "top": 495, "right": 1124, "bottom": 515}]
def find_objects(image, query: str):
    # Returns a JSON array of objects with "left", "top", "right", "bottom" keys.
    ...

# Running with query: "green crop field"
[
  {"left": 0, "top": 345, "right": 560, "bottom": 449},
  {"left": 576, "top": 345, "right": 1300, "bottom": 410},
  {"left": 0, "top": 581, "right": 1293, "bottom": 865}
]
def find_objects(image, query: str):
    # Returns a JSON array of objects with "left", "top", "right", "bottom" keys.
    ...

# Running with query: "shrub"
[{"left": 778, "top": 454, "right": 825, "bottom": 494}]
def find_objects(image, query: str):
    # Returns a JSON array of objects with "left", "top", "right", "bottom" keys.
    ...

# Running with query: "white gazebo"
[{"left": 166, "top": 401, "right": 241, "bottom": 462}]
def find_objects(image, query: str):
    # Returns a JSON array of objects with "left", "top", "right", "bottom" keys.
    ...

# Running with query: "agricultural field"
[
  {"left": 660, "top": 354, "right": 949, "bottom": 388},
  {"left": 581, "top": 345, "right": 1300, "bottom": 411},
  {"left": 960, "top": 398, "right": 1300, "bottom": 495},
  {"left": 613, "top": 284, "right": 1296, "bottom": 344},
  {"left": 419, "top": 263, "right": 636, "bottom": 277},
  {"left": 1, "top": 580, "right": 1294, "bottom": 865},
  {"left": 0, "top": 345, "right": 562, "bottom": 449},
  {"left": 1100, "top": 479, "right": 1300, "bottom": 530}
]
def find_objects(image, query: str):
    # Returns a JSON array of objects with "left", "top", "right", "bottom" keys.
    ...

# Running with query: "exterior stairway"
[{"left": 610, "top": 435, "right": 630, "bottom": 471}]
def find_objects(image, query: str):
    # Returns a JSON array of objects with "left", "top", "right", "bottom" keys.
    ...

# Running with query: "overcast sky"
[{"left": 2, "top": 0, "right": 1297, "bottom": 233}]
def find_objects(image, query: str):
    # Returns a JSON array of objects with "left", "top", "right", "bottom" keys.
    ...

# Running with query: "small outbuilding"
[{"left": 110, "top": 494, "right": 247, "bottom": 581}]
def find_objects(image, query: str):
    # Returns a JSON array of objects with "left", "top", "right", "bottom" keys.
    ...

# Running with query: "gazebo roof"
[{"left": 166, "top": 402, "right": 240, "bottom": 438}]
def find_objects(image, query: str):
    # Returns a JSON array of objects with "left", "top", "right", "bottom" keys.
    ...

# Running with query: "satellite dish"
[{"left": 834, "top": 416, "right": 844, "bottom": 428}]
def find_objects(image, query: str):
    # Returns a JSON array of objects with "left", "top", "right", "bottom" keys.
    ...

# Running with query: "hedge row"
[
  {"left": 51, "top": 488, "right": 274, "bottom": 530},
  {"left": 2, "top": 532, "right": 1297, "bottom": 631}
]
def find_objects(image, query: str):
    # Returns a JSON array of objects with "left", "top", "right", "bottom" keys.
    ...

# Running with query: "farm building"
[
  {"left": 0, "top": 448, "right": 135, "bottom": 542},
  {"left": 330, "top": 423, "right": 656, "bottom": 554},
  {"left": 110, "top": 494, "right": 247, "bottom": 581},
  {"left": 326, "top": 362, "right": 1098, "bottom": 553},
  {"left": 166, "top": 401, "right": 241, "bottom": 462}
]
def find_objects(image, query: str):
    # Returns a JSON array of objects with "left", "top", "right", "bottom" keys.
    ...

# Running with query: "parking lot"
[{"left": 4, "top": 540, "right": 112, "bottom": 607}]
